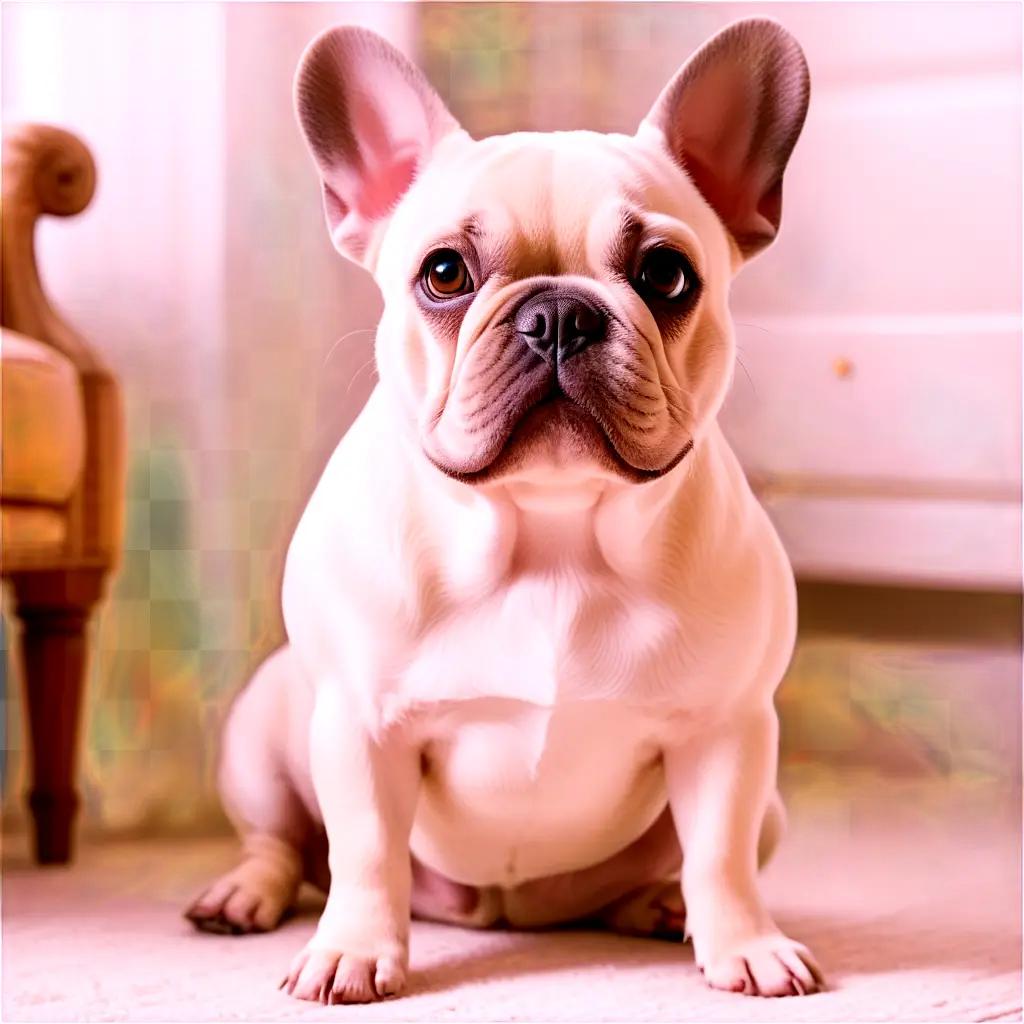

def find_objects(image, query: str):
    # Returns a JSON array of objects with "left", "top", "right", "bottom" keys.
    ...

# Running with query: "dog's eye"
[
  {"left": 422, "top": 250, "right": 473, "bottom": 300},
  {"left": 636, "top": 248, "right": 694, "bottom": 301}
]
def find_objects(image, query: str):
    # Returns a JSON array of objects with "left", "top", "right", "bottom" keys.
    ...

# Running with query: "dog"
[{"left": 185, "top": 17, "right": 820, "bottom": 1003}]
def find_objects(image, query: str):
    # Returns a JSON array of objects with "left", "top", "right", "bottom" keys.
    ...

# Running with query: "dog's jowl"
[{"left": 185, "top": 18, "right": 820, "bottom": 1003}]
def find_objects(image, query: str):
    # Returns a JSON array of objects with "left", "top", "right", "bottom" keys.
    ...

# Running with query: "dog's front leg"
[
  {"left": 282, "top": 683, "right": 419, "bottom": 1005},
  {"left": 665, "top": 705, "right": 824, "bottom": 997}
]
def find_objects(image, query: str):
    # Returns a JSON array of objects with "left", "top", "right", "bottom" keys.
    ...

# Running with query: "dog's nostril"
[
  {"left": 572, "top": 306, "right": 602, "bottom": 338},
  {"left": 519, "top": 312, "right": 548, "bottom": 339}
]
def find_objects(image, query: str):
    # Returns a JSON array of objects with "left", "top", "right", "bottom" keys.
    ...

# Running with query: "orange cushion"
[
  {"left": 1, "top": 329, "right": 84, "bottom": 504},
  {"left": 1, "top": 505, "right": 66, "bottom": 559}
]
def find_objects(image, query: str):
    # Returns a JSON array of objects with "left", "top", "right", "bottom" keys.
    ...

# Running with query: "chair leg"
[{"left": 8, "top": 568, "right": 106, "bottom": 865}]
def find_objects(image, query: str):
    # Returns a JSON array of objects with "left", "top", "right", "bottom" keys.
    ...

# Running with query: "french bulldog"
[{"left": 186, "top": 17, "right": 821, "bottom": 1004}]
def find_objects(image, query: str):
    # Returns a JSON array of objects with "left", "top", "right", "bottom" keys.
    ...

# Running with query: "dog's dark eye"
[
  {"left": 636, "top": 248, "right": 694, "bottom": 301},
  {"left": 422, "top": 250, "right": 473, "bottom": 300}
]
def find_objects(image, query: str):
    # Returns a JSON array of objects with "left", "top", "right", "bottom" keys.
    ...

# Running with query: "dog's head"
[{"left": 295, "top": 20, "right": 809, "bottom": 487}]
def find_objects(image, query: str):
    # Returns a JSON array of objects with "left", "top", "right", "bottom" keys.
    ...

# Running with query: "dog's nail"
[{"left": 742, "top": 960, "right": 758, "bottom": 996}]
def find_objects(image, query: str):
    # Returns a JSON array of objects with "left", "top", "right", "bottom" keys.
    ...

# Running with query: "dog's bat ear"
[
  {"left": 294, "top": 26, "right": 464, "bottom": 265},
  {"left": 639, "top": 18, "right": 809, "bottom": 260}
]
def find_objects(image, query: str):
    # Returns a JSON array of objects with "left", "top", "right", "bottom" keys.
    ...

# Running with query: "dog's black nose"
[{"left": 514, "top": 290, "right": 606, "bottom": 363}]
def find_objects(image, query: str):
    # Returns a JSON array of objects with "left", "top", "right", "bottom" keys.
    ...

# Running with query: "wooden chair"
[{"left": 1, "top": 123, "right": 125, "bottom": 863}]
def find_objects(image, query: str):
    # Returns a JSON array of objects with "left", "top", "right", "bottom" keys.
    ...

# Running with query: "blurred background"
[{"left": 1, "top": 1, "right": 1020, "bottom": 842}]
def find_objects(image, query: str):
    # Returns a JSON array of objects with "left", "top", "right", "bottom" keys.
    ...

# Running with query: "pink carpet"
[{"left": 3, "top": 781, "right": 1020, "bottom": 1022}]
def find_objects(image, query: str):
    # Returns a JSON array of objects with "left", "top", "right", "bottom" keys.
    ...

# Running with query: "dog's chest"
[
  {"left": 395, "top": 568, "right": 685, "bottom": 709},
  {"left": 394, "top": 569, "right": 688, "bottom": 883}
]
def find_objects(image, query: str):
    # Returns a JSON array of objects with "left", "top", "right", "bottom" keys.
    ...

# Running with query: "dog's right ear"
[{"left": 294, "top": 26, "right": 464, "bottom": 266}]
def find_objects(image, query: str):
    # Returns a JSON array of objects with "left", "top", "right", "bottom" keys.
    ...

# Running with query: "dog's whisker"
[
  {"left": 735, "top": 355, "right": 757, "bottom": 398},
  {"left": 340, "top": 355, "right": 380, "bottom": 406},
  {"left": 734, "top": 321, "right": 778, "bottom": 338},
  {"left": 320, "top": 327, "right": 377, "bottom": 371}
]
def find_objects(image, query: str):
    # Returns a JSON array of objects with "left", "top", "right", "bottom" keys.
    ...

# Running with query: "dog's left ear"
[{"left": 640, "top": 19, "right": 810, "bottom": 260}]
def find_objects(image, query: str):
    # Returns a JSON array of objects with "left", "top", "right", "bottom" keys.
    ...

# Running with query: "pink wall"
[
  {"left": 715, "top": 2, "right": 1022, "bottom": 589},
  {"left": 1, "top": 3, "right": 1020, "bottom": 836}
]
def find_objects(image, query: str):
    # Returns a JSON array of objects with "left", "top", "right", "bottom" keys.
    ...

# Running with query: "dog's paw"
[
  {"left": 185, "top": 860, "right": 298, "bottom": 935},
  {"left": 599, "top": 881, "right": 686, "bottom": 940},
  {"left": 697, "top": 933, "right": 824, "bottom": 997},
  {"left": 280, "top": 944, "right": 406, "bottom": 1004}
]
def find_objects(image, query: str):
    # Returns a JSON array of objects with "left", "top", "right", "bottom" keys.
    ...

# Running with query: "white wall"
[{"left": 716, "top": 2, "right": 1022, "bottom": 589}]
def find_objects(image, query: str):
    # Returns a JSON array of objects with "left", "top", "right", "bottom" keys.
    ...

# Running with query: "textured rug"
[{"left": 2, "top": 783, "right": 1021, "bottom": 1023}]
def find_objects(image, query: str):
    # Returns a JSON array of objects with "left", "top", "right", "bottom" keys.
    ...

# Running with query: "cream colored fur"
[{"left": 187, "top": 18, "right": 822, "bottom": 1004}]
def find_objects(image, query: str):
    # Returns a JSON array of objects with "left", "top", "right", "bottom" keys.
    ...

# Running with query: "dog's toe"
[
  {"left": 327, "top": 957, "right": 377, "bottom": 1004},
  {"left": 287, "top": 948, "right": 339, "bottom": 1002},
  {"left": 282, "top": 945, "right": 406, "bottom": 1004}
]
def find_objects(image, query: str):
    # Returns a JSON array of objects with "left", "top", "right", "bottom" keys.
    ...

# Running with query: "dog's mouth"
[{"left": 424, "top": 384, "right": 693, "bottom": 486}]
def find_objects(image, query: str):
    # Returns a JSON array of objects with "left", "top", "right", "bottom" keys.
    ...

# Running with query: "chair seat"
[
  {"left": 1, "top": 329, "right": 85, "bottom": 505},
  {"left": 1, "top": 506, "right": 67, "bottom": 558}
]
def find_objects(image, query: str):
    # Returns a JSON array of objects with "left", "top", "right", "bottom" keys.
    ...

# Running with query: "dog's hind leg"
[
  {"left": 410, "top": 856, "right": 504, "bottom": 929},
  {"left": 597, "top": 879, "right": 687, "bottom": 939},
  {"left": 497, "top": 792, "right": 786, "bottom": 937},
  {"left": 185, "top": 646, "right": 312, "bottom": 934},
  {"left": 595, "top": 791, "right": 786, "bottom": 940}
]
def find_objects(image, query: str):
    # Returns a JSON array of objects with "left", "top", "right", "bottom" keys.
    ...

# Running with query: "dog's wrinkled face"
[
  {"left": 295, "top": 20, "right": 809, "bottom": 486},
  {"left": 381, "top": 133, "right": 725, "bottom": 484}
]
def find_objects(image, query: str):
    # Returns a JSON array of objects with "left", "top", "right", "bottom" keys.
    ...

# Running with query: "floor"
[{"left": 3, "top": 779, "right": 1020, "bottom": 1023}]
